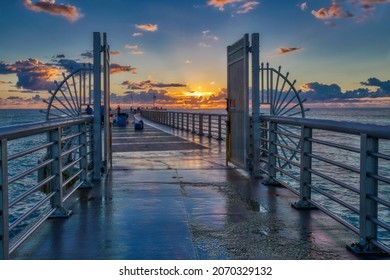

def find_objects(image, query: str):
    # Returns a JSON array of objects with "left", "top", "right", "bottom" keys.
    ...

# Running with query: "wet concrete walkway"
[{"left": 12, "top": 118, "right": 363, "bottom": 259}]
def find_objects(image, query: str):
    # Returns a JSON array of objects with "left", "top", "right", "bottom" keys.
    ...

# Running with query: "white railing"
[
  {"left": 0, "top": 116, "right": 94, "bottom": 259},
  {"left": 141, "top": 110, "right": 227, "bottom": 140},
  {"left": 259, "top": 115, "right": 390, "bottom": 255}
]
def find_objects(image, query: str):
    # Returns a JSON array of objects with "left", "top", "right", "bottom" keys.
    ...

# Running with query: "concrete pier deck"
[{"left": 12, "top": 118, "right": 364, "bottom": 259}]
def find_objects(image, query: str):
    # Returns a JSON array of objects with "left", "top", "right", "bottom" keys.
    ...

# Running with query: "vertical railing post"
[
  {"left": 79, "top": 122, "right": 91, "bottom": 188},
  {"left": 186, "top": 113, "right": 189, "bottom": 132},
  {"left": 208, "top": 115, "right": 212, "bottom": 138},
  {"left": 199, "top": 114, "right": 204, "bottom": 136},
  {"left": 172, "top": 112, "right": 175, "bottom": 128},
  {"left": 293, "top": 126, "right": 315, "bottom": 209},
  {"left": 93, "top": 32, "right": 102, "bottom": 180},
  {"left": 0, "top": 139, "right": 9, "bottom": 259},
  {"left": 264, "top": 121, "right": 277, "bottom": 185},
  {"left": 181, "top": 113, "right": 184, "bottom": 130},
  {"left": 192, "top": 114, "right": 196, "bottom": 134},
  {"left": 50, "top": 128, "right": 71, "bottom": 217},
  {"left": 217, "top": 115, "right": 222, "bottom": 140},
  {"left": 355, "top": 133, "right": 379, "bottom": 252}
]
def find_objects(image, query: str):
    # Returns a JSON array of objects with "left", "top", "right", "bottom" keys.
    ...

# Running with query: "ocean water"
[{"left": 1, "top": 108, "right": 389, "bottom": 246}]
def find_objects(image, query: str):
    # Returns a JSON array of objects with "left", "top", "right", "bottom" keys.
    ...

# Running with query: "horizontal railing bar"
[
  {"left": 61, "top": 144, "right": 82, "bottom": 157},
  {"left": 62, "top": 169, "right": 83, "bottom": 188},
  {"left": 308, "top": 153, "right": 360, "bottom": 173},
  {"left": 368, "top": 216, "right": 390, "bottom": 232},
  {"left": 274, "top": 165, "right": 300, "bottom": 182},
  {"left": 9, "top": 208, "right": 57, "bottom": 255},
  {"left": 309, "top": 137, "right": 360, "bottom": 153},
  {"left": 63, "top": 180, "right": 84, "bottom": 202},
  {"left": 369, "top": 151, "right": 390, "bottom": 161},
  {"left": 7, "top": 142, "right": 54, "bottom": 161},
  {"left": 367, "top": 194, "right": 390, "bottom": 208},
  {"left": 261, "top": 115, "right": 390, "bottom": 140},
  {"left": 370, "top": 239, "right": 390, "bottom": 255},
  {"left": 306, "top": 198, "right": 360, "bottom": 234},
  {"left": 9, "top": 175, "right": 56, "bottom": 208},
  {"left": 308, "top": 168, "right": 360, "bottom": 194},
  {"left": 8, "top": 158, "right": 55, "bottom": 185},
  {"left": 61, "top": 131, "right": 83, "bottom": 142},
  {"left": 274, "top": 129, "right": 300, "bottom": 139},
  {"left": 274, "top": 179, "right": 300, "bottom": 195},
  {"left": 274, "top": 142, "right": 300, "bottom": 153},
  {"left": 0, "top": 116, "right": 93, "bottom": 141},
  {"left": 274, "top": 154, "right": 300, "bottom": 168},
  {"left": 306, "top": 183, "right": 359, "bottom": 214},
  {"left": 368, "top": 173, "right": 390, "bottom": 184},
  {"left": 9, "top": 192, "right": 55, "bottom": 231},
  {"left": 62, "top": 156, "right": 83, "bottom": 173}
]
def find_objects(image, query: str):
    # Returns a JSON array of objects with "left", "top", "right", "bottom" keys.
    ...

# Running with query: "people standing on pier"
[{"left": 86, "top": 104, "right": 93, "bottom": 115}]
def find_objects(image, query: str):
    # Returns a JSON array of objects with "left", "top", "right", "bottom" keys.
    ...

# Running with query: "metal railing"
[
  {"left": 259, "top": 115, "right": 390, "bottom": 254},
  {"left": 141, "top": 110, "right": 227, "bottom": 140},
  {"left": 0, "top": 116, "right": 94, "bottom": 259}
]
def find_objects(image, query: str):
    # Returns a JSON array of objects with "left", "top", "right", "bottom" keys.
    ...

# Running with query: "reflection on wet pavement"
[{"left": 12, "top": 120, "right": 365, "bottom": 260}]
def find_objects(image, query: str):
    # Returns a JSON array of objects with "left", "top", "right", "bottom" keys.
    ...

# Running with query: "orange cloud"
[
  {"left": 135, "top": 24, "right": 158, "bottom": 32},
  {"left": 278, "top": 47, "right": 302, "bottom": 55},
  {"left": 23, "top": 0, "right": 81, "bottom": 22},
  {"left": 207, "top": 0, "right": 244, "bottom": 11}
]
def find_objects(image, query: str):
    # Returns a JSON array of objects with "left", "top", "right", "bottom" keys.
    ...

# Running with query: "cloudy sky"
[{"left": 0, "top": 0, "right": 389, "bottom": 108}]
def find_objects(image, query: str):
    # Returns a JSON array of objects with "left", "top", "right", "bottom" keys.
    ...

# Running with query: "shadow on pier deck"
[{"left": 12, "top": 118, "right": 362, "bottom": 260}]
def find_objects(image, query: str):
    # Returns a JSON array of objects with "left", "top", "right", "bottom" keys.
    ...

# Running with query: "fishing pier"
[{"left": 0, "top": 33, "right": 389, "bottom": 259}]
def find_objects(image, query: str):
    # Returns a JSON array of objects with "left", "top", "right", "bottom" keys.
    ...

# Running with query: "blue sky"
[{"left": 0, "top": 0, "right": 389, "bottom": 108}]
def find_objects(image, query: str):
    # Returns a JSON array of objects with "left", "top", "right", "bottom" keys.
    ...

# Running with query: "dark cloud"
[
  {"left": 301, "top": 78, "right": 390, "bottom": 101},
  {"left": 32, "top": 94, "right": 41, "bottom": 101},
  {"left": 121, "top": 80, "right": 185, "bottom": 90},
  {"left": 23, "top": 0, "right": 81, "bottom": 22},
  {"left": 110, "top": 63, "right": 137, "bottom": 74},
  {"left": 361, "top": 77, "right": 390, "bottom": 92},
  {"left": 55, "top": 54, "right": 65, "bottom": 59},
  {"left": 7, "top": 96, "right": 23, "bottom": 100},
  {"left": 111, "top": 89, "right": 175, "bottom": 105},
  {"left": 80, "top": 51, "right": 93, "bottom": 59},
  {"left": 0, "top": 61, "right": 17, "bottom": 74},
  {"left": 301, "top": 82, "right": 343, "bottom": 100},
  {"left": 57, "top": 59, "right": 83, "bottom": 72}
]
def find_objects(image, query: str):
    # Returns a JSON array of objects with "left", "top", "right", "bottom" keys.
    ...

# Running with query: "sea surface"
[{"left": 1, "top": 108, "right": 389, "bottom": 246}]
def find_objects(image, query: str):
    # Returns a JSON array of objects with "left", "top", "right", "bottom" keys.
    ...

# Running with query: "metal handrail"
[
  {"left": 0, "top": 116, "right": 94, "bottom": 259},
  {"left": 141, "top": 110, "right": 227, "bottom": 141},
  {"left": 261, "top": 115, "right": 390, "bottom": 254}
]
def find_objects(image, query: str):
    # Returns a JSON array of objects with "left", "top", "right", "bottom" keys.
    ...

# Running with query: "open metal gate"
[{"left": 226, "top": 34, "right": 250, "bottom": 170}]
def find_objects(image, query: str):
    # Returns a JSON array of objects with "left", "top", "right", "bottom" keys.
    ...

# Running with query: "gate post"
[
  {"left": 93, "top": 32, "right": 102, "bottom": 180},
  {"left": 251, "top": 33, "right": 260, "bottom": 177},
  {"left": 0, "top": 139, "right": 9, "bottom": 259}
]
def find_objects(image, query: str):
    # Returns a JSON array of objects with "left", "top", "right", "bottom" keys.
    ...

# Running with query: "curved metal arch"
[
  {"left": 259, "top": 63, "right": 307, "bottom": 171},
  {"left": 43, "top": 64, "right": 93, "bottom": 120}
]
